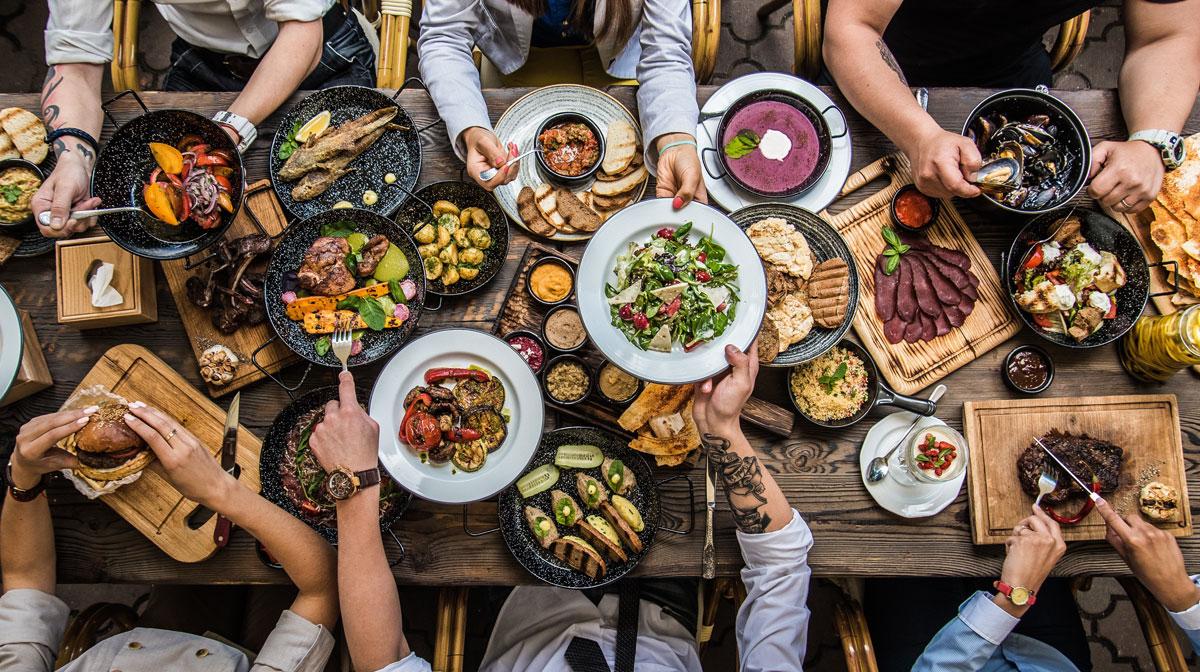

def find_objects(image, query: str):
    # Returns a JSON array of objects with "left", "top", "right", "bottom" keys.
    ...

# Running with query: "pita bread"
[
  {"left": 619, "top": 383, "right": 692, "bottom": 432},
  {"left": 602, "top": 120, "right": 638, "bottom": 175},
  {"left": 0, "top": 133, "right": 19, "bottom": 161},
  {"left": 629, "top": 400, "right": 700, "bottom": 458},
  {"left": 518, "top": 186, "right": 556, "bottom": 237},
  {"left": 0, "top": 108, "right": 47, "bottom": 164},
  {"left": 592, "top": 165, "right": 647, "bottom": 198}
]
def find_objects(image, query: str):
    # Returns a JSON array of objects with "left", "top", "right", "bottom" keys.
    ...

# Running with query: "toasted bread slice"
[
  {"left": 577, "top": 518, "right": 628, "bottom": 563},
  {"left": 592, "top": 192, "right": 633, "bottom": 210},
  {"left": 554, "top": 187, "right": 602, "bottom": 232},
  {"left": 597, "top": 151, "right": 643, "bottom": 181},
  {"left": 518, "top": 186, "right": 557, "bottom": 237},
  {"left": 0, "top": 132, "right": 19, "bottom": 161},
  {"left": 551, "top": 536, "right": 607, "bottom": 579},
  {"left": 600, "top": 501, "right": 644, "bottom": 554},
  {"left": 592, "top": 165, "right": 647, "bottom": 197},
  {"left": 807, "top": 258, "right": 850, "bottom": 328},
  {"left": 601, "top": 120, "right": 638, "bottom": 175},
  {"left": 0, "top": 108, "right": 47, "bottom": 164},
  {"left": 534, "top": 183, "right": 568, "bottom": 230}
]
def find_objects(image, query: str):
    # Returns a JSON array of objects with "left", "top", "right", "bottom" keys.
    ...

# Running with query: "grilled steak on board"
[{"left": 1016, "top": 430, "right": 1123, "bottom": 503}]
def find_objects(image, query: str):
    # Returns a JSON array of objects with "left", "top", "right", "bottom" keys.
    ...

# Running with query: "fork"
[
  {"left": 331, "top": 320, "right": 354, "bottom": 372},
  {"left": 1032, "top": 468, "right": 1058, "bottom": 508}
]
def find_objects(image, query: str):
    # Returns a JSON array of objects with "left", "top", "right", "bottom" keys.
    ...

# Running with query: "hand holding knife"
[{"left": 185, "top": 392, "right": 242, "bottom": 546}]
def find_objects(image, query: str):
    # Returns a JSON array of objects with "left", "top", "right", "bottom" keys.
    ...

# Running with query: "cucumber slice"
[
  {"left": 554, "top": 444, "right": 603, "bottom": 469},
  {"left": 517, "top": 464, "right": 560, "bottom": 498}
]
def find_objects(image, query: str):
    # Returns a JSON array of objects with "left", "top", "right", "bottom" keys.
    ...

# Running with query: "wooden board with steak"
[
  {"left": 1016, "top": 430, "right": 1123, "bottom": 503},
  {"left": 873, "top": 231, "right": 981, "bottom": 344}
]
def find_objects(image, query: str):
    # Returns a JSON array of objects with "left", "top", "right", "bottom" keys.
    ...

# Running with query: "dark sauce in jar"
[
  {"left": 508, "top": 335, "right": 545, "bottom": 373},
  {"left": 1007, "top": 349, "right": 1049, "bottom": 391}
]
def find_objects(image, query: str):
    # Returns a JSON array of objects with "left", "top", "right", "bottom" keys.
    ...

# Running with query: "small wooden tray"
[
  {"left": 56, "top": 235, "right": 156, "bottom": 328},
  {"left": 493, "top": 242, "right": 794, "bottom": 438},
  {"left": 60, "top": 344, "right": 262, "bottom": 562},
  {"left": 963, "top": 394, "right": 1190, "bottom": 545},
  {"left": 162, "top": 180, "right": 299, "bottom": 397},
  {"left": 820, "top": 154, "right": 1022, "bottom": 395}
]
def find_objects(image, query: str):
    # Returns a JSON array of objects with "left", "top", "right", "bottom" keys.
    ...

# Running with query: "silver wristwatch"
[
  {"left": 213, "top": 111, "right": 257, "bottom": 154},
  {"left": 1129, "top": 129, "right": 1186, "bottom": 171}
]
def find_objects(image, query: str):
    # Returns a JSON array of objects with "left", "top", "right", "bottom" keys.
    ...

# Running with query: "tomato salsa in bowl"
[{"left": 535, "top": 112, "right": 605, "bottom": 187}]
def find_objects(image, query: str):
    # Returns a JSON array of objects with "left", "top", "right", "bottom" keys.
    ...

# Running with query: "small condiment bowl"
[
  {"left": 502, "top": 329, "right": 547, "bottom": 374},
  {"left": 596, "top": 360, "right": 643, "bottom": 406},
  {"left": 1002, "top": 344, "right": 1055, "bottom": 395},
  {"left": 525, "top": 256, "right": 576, "bottom": 307},
  {"left": 890, "top": 184, "right": 940, "bottom": 234},
  {"left": 542, "top": 353, "right": 594, "bottom": 406},
  {"left": 534, "top": 112, "right": 606, "bottom": 188},
  {"left": 0, "top": 158, "right": 45, "bottom": 228},
  {"left": 541, "top": 304, "right": 587, "bottom": 353}
]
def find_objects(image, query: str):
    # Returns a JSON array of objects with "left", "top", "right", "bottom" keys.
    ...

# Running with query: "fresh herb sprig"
[
  {"left": 337, "top": 295, "right": 387, "bottom": 330},
  {"left": 818, "top": 362, "right": 848, "bottom": 394},
  {"left": 277, "top": 120, "right": 303, "bottom": 160},
  {"left": 723, "top": 129, "right": 760, "bottom": 159},
  {"left": 1, "top": 184, "right": 22, "bottom": 205},
  {"left": 881, "top": 226, "right": 911, "bottom": 275}
]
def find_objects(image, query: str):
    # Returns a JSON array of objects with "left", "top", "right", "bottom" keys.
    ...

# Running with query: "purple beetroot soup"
[{"left": 722, "top": 100, "right": 821, "bottom": 195}]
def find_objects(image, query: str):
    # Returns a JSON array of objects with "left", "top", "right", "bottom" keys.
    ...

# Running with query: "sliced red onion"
[
  {"left": 400, "top": 279, "right": 417, "bottom": 301},
  {"left": 394, "top": 304, "right": 410, "bottom": 321},
  {"left": 281, "top": 291, "right": 297, "bottom": 304}
]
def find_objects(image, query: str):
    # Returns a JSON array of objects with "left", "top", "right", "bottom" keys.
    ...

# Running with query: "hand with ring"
[
  {"left": 123, "top": 402, "right": 238, "bottom": 508},
  {"left": 1088, "top": 140, "right": 1164, "bottom": 213}
]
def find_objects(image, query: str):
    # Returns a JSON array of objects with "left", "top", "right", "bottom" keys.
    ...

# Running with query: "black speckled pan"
[
  {"left": 92, "top": 110, "right": 244, "bottom": 259},
  {"left": 270, "top": 86, "right": 420, "bottom": 219},
  {"left": 1004, "top": 207, "right": 1150, "bottom": 349},
  {"left": 498, "top": 426, "right": 658, "bottom": 589},
  {"left": 260, "top": 385, "right": 411, "bottom": 544},
  {"left": 395, "top": 181, "right": 510, "bottom": 296},
  {"left": 731, "top": 203, "right": 859, "bottom": 366},
  {"left": 263, "top": 208, "right": 427, "bottom": 367}
]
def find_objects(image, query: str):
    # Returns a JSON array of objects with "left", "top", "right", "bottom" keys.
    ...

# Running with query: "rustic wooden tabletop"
[{"left": 0, "top": 86, "right": 1197, "bottom": 585}]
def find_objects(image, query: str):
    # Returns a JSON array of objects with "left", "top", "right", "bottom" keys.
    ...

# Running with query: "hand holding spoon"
[{"left": 479, "top": 147, "right": 542, "bottom": 182}]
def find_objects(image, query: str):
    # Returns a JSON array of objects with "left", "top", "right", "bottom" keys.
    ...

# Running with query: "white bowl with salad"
[{"left": 576, "top": 199, "right": 767, "bottom": 384}]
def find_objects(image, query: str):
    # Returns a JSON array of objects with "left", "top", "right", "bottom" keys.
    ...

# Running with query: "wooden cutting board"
[
  {"left": 963, "top": 394, "right": 1190, "bottom": 545},
  {"left": 161, "top": 180, "right": 298, "bottom": 397},
  {"left": 820, "top": 154, "right": 1022, "bottom": 395},
  {"left": 60, "top": 344, "right": 262, "bottom": 562}
]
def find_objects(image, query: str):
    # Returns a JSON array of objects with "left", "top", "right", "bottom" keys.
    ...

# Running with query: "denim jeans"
[{"left": 162, "top": 11, "right": 376, "bottom": 92}]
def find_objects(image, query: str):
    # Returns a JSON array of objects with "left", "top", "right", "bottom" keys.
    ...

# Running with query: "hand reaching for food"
[
  {"left": 655, "top": 133, "right": 707, "bottom": 209},
  {"left": 10, "top": 408, "right": 95, "bottom": 488},
  {"left": 1095, "top": 497, "right": 1200, "bottom": 612},
  {"left": 902, "top": 126, "right": 982, "bottom": 200},
  {"left": 32, "top": 155, "right": 101, "bottom": 238},
  {"left": 693, "top": 340, "right": 759, "bottom": 438},
  {"left": 124, "top": 403, "right": 236, "bottom": 507},
  {"left": 994, "top": 505, "right": 1065, "bottom": 616},
  {"left": 464, "top": 127, "right": 518, "bottom": 191},
  {"left": 309, "top": 371, "right": 380, "bottom": 474}
]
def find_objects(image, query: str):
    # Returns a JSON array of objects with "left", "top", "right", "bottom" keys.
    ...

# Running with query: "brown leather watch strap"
[
  {"left": 6, "top": 462, "right": 48, "bottom": 502},
  {"left": 354, "top": 468, "right": 381, "bottom": 489}
]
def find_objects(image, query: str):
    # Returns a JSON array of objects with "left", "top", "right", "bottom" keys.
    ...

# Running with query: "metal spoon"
[
  {"left": 38, "top": 206, "right": 146, "bottom": 226},
  {"left": 866, "top": 384, "right": 947, "bottom": 483},
  {"left": 479, "top": 147, "right": 543, "bottom": 182}
]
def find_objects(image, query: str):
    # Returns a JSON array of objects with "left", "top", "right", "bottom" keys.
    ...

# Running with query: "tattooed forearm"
[
  {"left": 704, "top": 433, "right": 772, "bottom": 534},
  {"left": 876, "top": 39, "right": 907, "bottom": 85},
  {"left": 42, "top": 66, "right": 64, "bottom": 129}
]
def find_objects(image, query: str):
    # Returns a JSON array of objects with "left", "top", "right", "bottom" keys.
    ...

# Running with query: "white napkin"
[{"left": 88, "top": 261, "right": 124, "bottom": 308}]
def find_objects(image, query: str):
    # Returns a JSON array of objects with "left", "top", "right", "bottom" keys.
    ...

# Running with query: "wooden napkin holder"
[
  {"left": 55, "top": 236, "right": 156, "bottom": 328},
  {"left": 0, "top": 310, "right": 53, "bottom": 406}
]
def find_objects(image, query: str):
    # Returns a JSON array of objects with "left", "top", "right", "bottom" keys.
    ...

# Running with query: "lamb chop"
[
  {"left": 298, "top": 236, "right": 355, "bottom": 296},
  {"left": 356, "top": 235, "right": 389, "bottom": 276}
]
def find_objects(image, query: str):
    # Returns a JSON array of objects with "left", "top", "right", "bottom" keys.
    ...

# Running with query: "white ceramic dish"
[
  {"left": 0, "top": 284, "right": 22, "bottom": 402},
  {"left": 575, "top": 199, "right": 767, "bottom": 384},
  {"left": 697, "top": 73, "right": 852, "bottom": 213},
  {"left": 859, "top": 411, "right": 966, "bottom": 518},
  {"left": 371, "top": 328, "right": 544, "bottom": 504}
]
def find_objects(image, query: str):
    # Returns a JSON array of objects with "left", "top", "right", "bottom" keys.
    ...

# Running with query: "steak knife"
[
  {"left": 702, "top": 453, "right": 716, "bottom": 579},
  {"left": 1035, "top": 436, "right": 1101, "bottom": 503},
  {"left": 185, "top": 393, "right": 241, "bottom": 543}
]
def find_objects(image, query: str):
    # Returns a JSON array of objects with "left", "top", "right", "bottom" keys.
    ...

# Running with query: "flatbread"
[
  {"left": 619, "top": 384, "right": 692, "bottom": 432},
  {"left": 602, "top": 120, "right": 638, "bottom": 175},
  {"left": 518, "top": 186, "right": 556, "bottom": 237},
  {"left": 592, "top": 192, "right": 634, "bottom": 210},
  {"left": 748, "top": 218, "right": 813, "bottom": 279},
  {"left": 0, "top": 234, "right": 20, "bottom": 267},
  {"left": 0, "top": 108, "right": 47, "bottom": 164},
  {"left": 766, "top": 292, "right": 813, "bottom": 348},
  {"left": 0, "top": 133, "right": 19, "bottom": 161}
]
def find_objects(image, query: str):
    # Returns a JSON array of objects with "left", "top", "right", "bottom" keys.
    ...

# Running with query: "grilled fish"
[{"left": 281, "top": 107, "right": 404, "bottom": 199}]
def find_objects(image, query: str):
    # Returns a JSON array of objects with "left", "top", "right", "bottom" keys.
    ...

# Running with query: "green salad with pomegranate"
[{"left": 604, "top": 222, "right": 740, "bottom": 352}]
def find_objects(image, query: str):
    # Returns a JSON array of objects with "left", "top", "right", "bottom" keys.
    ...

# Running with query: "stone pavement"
[{"left": 5, "top": 0, "right": 1199, "bottom": 668}]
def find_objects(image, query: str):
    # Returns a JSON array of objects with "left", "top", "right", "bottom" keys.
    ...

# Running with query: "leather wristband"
[
  {"left": 6, "top": 462, "right": 48, "bottom": 502},
  {"left": 46, "top": 128, "right": 100, "bottom": 154}
]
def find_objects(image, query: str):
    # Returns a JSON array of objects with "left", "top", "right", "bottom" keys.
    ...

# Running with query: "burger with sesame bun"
[{"left": 65, "top": 402, "right": 155, "bottom": 481}]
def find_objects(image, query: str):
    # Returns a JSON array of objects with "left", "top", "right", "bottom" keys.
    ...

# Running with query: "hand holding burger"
[
  {"left": 10, "top": 407, "right": 97, "bottom": 490},
  {"left": 123, "top": 403, "right": 238, "bottom": 508},
  {"left": 67, "top": 402, "right": 155, "bottom": 482}
]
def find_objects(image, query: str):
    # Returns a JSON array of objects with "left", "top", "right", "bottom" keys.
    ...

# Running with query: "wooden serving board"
[
  {"left": 963, "top": 394, "right": 1190, "bottom": 545},
  {"left": 60, "top": 344, "right": 263, "bottom": 562},
  {"left": 820, "top": 154, "right": 1022, "bottom": 395},
  {"left": 493, "top": 242, "right": 795, "bottom": 438},
  {"left": 161, "top": 180, "right": 298, "bottom": 397}
]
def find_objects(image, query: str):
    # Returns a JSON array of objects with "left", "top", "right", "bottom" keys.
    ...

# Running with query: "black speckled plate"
[
  {"left": 260, "top": 385, "right": 411, "bottom": 544},
  {"left": 92, "top": 110, "right": 244, "bottom": 260},
  {"left": 731, "top": 203, "right": 859, "bottom": 366},
  {"left": 263, "top": 208, "right": 427, "bottom": 367},
  {"left": 498, "top": 426, "right": 658, "bottom": 589},
  {"left": 270, "top": 86, "right": 420, "bottom": 219},
  {"left": 395, "top": 181, "right": 510, "bottom": 296},
  {"left": 1004, "top": 207, "right": 1150, "bottom": 349}
]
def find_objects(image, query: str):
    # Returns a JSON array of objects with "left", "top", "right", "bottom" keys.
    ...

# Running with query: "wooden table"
[{"left": 1, "top": 87, "right": 1198, "bottom": 585}]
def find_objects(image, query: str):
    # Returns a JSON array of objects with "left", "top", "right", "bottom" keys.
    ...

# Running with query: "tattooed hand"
[{"left": 693, "top": 339, "right": 759, "bottom": 438}]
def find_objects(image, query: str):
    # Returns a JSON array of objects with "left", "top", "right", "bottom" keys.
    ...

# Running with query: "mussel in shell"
[{"left": 969, "top": 111, "right": 1076, "bottom": 210}]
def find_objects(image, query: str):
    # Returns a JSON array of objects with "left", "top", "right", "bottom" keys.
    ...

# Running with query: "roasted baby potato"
[
  {"left": 417, "top": 242, "right": 439, "bottom": 259},
  {"left": 459, "top": 247, "right": 485, "bottom": 266},
  {"left": 458, "top": 265, "right": 479, "bottom": 281},
  {"left": 423, "top": 256, "right": 443, "bottom": 280},
  {"left": 442, "top": 265, "right": 461, "bottom": 286},
  {"left": 466, "top": 228, "right": 492, "bottom": 250},
  {"left": 433, "top": 200, "right": 460, "bottom": 217},
  {"left": 453, "top": 226, "right": 472, "bottom": 248},
  {"left": 438, "top": 241, "right": 459, "bottom": 266},
  {"left": 414, "top": 221, "right": 436, "bottom": 244},
  {"left": 464, "top": 207, "right": 490, "bottom": 229}
]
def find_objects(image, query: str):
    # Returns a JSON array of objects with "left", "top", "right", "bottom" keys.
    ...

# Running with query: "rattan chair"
[
  {"left": 110, "top": 0, "right": 718, "bottom": 90},
  {"left": 755, "top": 0, "right": 1091, "bottom": 82}
]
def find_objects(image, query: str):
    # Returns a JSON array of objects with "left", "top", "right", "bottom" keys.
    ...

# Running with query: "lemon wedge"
[{"left": 295, "top": 110, "right": 331, "bottom": 143}]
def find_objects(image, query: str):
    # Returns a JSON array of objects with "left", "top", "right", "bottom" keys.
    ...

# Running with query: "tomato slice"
[
  {"left": 1024, "top": 246, "right": 1044, "bottom": 269},
  {"left": 1032, "top": 313, "right": 1055, "bottom": 329}
]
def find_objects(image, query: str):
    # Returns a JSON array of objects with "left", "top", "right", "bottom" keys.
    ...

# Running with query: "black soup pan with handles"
[{"left": 789, "top": 339, "right": 938, "bottom": 428}]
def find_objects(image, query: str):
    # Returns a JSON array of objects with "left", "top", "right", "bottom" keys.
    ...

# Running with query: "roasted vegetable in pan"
[{"left": 414, "top": 199, "right": 492, "bottom": 286}]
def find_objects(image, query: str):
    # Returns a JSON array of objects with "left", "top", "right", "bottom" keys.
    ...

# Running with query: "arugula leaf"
[
  {"left": 338, "top": 295, "right": 387, "bottom": 331},
  {"left": 723, "top": 129, "right": 761, "bottom": 159},
  {"left": 314, "top": 336, "right": 332, "bottom": 357},
  {"left": 276, "top": 120, "right": 302, "bottom": 160},
  {"left": 1, "top": 184, "right": 22, "bottom": 205},
  {"left": 818, "top": 362, "right": 848, "bottom": 393},
  {"left": 673, "top": 221, "right": 693, "bottom": 241},
  {"left": 321, "top": 220, "right": 356, "bottom": 238}
]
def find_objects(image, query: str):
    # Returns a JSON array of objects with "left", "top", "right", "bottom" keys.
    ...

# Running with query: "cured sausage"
[
  {"left": 909, "top": 258, "right": 942, "bottom": 318},
  {"left": 874, "top": 254, "right": 899, "bottom": 322},
  {"left": 895, "top": 257, "right": 917, "bottom": 322}
]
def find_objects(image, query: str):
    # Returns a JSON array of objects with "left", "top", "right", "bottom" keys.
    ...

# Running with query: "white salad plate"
[
  {"left": 697, "top": 72, "right": 852, "bottom": 213},
  {"left": 576, "top": 199, "right": 767, "bottom": 385},
  {"left": 371, "top": 328, "right": 544, "bottom": 504},
  {"left": 860, "top": 412, "right": 967, "bottom": 518},
  {"left": 0, "top": 284, "right": 22, "bottom": 402}
]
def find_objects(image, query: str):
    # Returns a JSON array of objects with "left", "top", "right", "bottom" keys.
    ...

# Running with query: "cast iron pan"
[
  {"left": 92, "top": 92, "right": 244, "bottom": 259},
  {"left": 269, "top": 86, "right": 421, "bottom": 219},
  {"left": 498, "top": 426, "right": 658, "bottom": 589},
  {"left": 260, "top": 385, "right": 411, "bottom": 544},
  {"left": 1003, "top": 207, "right": 1153, "bottom": 349},
  {"left": 712, "top": 89, "right": 835, "bottom": 198},
  {"left": 263, "top": 207, "right": 426, "bottom": 367},
  {"left": 788, "top": 339, "right": 936, "bottom": 428},
  {"left": 731, "top": 203, "right": 859, "bottom": 366},
  {"left": 394, "top": 181, "right": 510, "bottom": 297}
]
